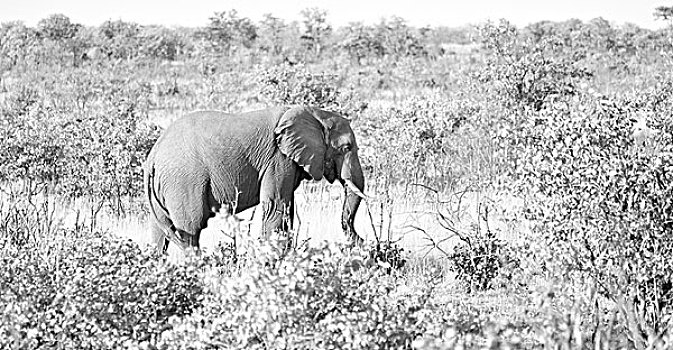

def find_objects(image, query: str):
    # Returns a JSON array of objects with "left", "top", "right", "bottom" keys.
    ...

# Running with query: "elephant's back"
[
  {"left": 147, "top": 106, "right": 289, "bottom": 162},
  {"left": 145, "top": 107, "right": 290, "bottom": 203},
  {"left": 161, "top": 107, "right": 288, "bottom": 139},
  {"left": 146, "top": 111, "right": 230, "bottom": 177}
]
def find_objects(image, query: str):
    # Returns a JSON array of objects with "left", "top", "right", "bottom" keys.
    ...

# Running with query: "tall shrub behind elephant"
[{"left": 144, "top": 106, "right": 366, "bottom": 252}]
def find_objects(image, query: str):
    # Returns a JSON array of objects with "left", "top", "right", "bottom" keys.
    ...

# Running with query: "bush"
[
  {"left": 0, "top": 230, "right": 203, "bottom": 348},
  {"left": 448, "top": 230, "right": 516, "bottom": 293},
  {"left": 366, "top": 241, "right": 407, "bottom": 273},
  {"left": 0, "top": 72, "right": 160, "bottom": 212},
  {"left": 503, "top": 90, "right": 673, "bottom": 341},
  {"left": 256, "top": 63, "right": 366, "bottom": 118},
  {"left": 160, "top": 240, "right": 432, "bottom": 350},
  {"left": 477, "top": 19, "right": 592, "bottom": 111},
  {"left": 356, "top": 93, "right": 488, "bottom": 191}
]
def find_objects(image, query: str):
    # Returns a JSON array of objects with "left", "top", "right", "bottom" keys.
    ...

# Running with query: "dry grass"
[
  {"left": 0, "top": 174, "right": 528, "bottom": 251},
  {"left": 69, "top": 180, "right": 530, "bottom": 268}
]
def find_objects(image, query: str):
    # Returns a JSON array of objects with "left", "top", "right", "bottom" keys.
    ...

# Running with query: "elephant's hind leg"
[
  {"left": 150, "top": 220, "right": 169, "bottom": 254},
  {"left": 163, "top": 186, "right": 212, "bottom": 251}
]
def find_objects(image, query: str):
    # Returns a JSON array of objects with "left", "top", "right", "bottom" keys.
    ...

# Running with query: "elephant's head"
[{"left": 275, "top": 106, "right": 365, "bottom": 244}]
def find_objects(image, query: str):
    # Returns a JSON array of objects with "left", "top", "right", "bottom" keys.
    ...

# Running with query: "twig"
[{"left": 412, "top": 225, "right": 451, "bottom": 258}]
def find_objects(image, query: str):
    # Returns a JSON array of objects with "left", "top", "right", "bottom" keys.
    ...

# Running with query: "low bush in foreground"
[
  {"left": 1, "top": 231, "right": 203, "bottom": 349},
  {"left": 2, "top": 207, "right": 672, "bottom": 349},
  {"left": 500, "top": 89, "right": 673, "bottom": 345},
  {"left": 0, "top": 225, "right": 457, "bottom": 350},
  {"left": 161, "top": 240, "right": 433, "bottom": 350}
]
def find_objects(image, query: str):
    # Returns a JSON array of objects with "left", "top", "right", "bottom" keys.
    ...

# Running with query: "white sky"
[{"left": 1, "top": 0, "right": 670, "bottom": 29}]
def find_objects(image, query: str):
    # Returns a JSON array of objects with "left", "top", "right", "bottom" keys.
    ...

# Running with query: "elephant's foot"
[{"left": 260, "top": 200, "right": 292, "bottom": 236}]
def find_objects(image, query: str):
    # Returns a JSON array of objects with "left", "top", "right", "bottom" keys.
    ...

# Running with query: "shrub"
[
  {"left": 139, "top": 25, "right": 191, "bottom": 61},
  {"left": 413, "top": 191, "right": 520, "bottom": 293},
  {"left": 366, "top": 241, "right": 407, "bottom": 273},
  {"left": 0, "top": 22, "right": 41, "bottom": 69},
  {"left": 160, "top": 240, "right": 433, "bottom": 350},
  {"left": 256, "top": 63, "right": 366, "bottom": 118},
  {"left": 0, "top": 72, "right": 160, "bottom": 212},
  {"left": 0, "top": 186, "right": 61, "bottom": 249},
  {"left": 448, "top": 230, "right": 515, "bottom": 293},
  {"left": 477, "top": 19, "right": 592, "bottom": 111},
  {"left": 356, "top": 93, "right": 487, "bottom": 191},
  {"left": 0, "top": 86, "right": 63, "bottom": 183},
  {"left": 503, "top": 90, "right": 673, "bottom": 342},
  {"left": 0, "top": 230, "right": 203, "bottom": 348}
]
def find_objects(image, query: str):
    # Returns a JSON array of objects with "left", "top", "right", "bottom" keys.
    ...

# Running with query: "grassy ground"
[
  {"left": 55, "top": 189, "right": 547, "bottom": 340},
  {"left": 1, "top": 183, "right": 549, "bottom": 347},
  {"left": 3, "top": 19, "right": 673, "bottom": 347},
  {"left": 89, "top": 182, "right": 527, "bottom": 261}
]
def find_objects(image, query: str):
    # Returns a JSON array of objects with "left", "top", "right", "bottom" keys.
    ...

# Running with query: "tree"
[
  {"left": 37, "top": 14, "right": 79, "bottom": 41},
  {"left": 654, "top": 6, "right": 673, "bottom": 21},
  {"left": 0, "top": 21, "right": 39, "bottom": 69},
  {"left": 36, "top": 14, "right": 84, "bottom": 66},
  {"left": 615, "top": 22, "right": 647, "bottom": 54},
  {"left": 587, "top": 17, "right": 616, "bottom": 52},
  {"left": 140, "top": 26, "right": 191, "bottom": 60},
  {"left": 299, "top": 7, "right": 332, "bottom": 58},
  {"left": 524, "top": 20, "right": 557, "bottom": 43},
  {"left": 202, "top": 10, "right": 257, "bottom": 55},
  {"left": 338, "top": 22, "right": 383, "bottom": 64},
  {"left": 375, "top": 16, "right": 426, "bottom": 58},
  {"left": 98, "top": 20, "right": 142, "bottom": 60},
  {"left": 258, "top": 13, "right": 286, "bottom": 56}
]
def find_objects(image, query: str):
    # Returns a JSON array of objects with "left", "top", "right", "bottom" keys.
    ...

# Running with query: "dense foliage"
[
  {"left": 0, "top": 208, "right": 514, "bottom": 349},
  {"left": 501, "top": 93, "right": 673, "bottom": 340},
  {"left": 0, "top": 70, "right": 160, "bottom": 213},
  {"left": 162, "top": 242, "right": 430, "bottom": 349},
  {"left": 1, "top": 231, "right": 203, "bottom": 348},
  {"left": 485, "top": 20, "right": 673, "bottom": 345},
  {"left": 2, "top": 7, "right": 673, "bottom": 349}
]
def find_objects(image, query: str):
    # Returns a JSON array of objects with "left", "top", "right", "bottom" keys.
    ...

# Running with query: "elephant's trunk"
[{"left": 340, "top": 151, "right": 365, "bottom": 245}]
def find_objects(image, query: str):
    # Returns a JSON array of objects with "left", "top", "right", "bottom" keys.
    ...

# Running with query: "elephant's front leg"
[
  {"left": 260, "top": 198, "right": 293, "bottom": 236},
  {"left": 258, "top": 162, "right": 298, "bottom": 240}
]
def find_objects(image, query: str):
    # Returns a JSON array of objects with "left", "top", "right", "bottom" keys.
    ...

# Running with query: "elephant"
[{"left": 144, "top": 106, "right": 366, "bottom": 253}]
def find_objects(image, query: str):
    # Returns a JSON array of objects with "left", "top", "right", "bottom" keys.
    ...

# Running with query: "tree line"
[{"left": 1, "top": 8, "right": 672, "bottom": 70}]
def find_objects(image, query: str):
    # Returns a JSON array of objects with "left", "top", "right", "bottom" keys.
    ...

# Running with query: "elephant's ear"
[{"left": 274, "top": 107, "right": 330, "bottom": 181}]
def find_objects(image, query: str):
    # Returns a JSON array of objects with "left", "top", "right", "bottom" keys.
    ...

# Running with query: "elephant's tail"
[{"left": 144, "top": 163, "right": 183, "bottom": 249}]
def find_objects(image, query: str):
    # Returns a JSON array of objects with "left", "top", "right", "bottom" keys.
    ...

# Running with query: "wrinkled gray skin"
[{"left": 144, "top": 106, "right": 365, "bottom": 253}]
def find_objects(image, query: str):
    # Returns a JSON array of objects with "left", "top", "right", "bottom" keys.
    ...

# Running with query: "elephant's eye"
[{"left": 340, "top": 144, "right": 352, "bottom": 153}]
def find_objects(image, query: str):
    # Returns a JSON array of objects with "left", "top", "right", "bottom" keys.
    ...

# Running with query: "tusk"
[{"left": 344, "top": 179, "right": 371, "bottom": 201}]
